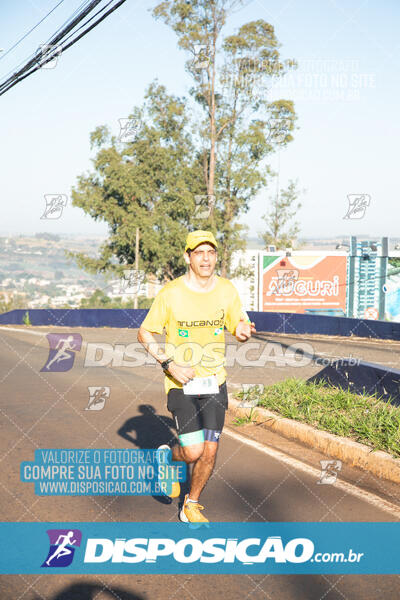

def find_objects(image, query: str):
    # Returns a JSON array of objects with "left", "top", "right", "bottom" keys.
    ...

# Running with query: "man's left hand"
[{"left": 235, "top": 317, "right": 257, "bottom": 342}]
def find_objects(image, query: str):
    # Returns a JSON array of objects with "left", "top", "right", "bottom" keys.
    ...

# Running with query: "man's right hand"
[{"left": 166, "top": 362, "right": 196, "bottom": 385}]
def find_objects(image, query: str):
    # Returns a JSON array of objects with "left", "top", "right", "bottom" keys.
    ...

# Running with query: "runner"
[
  {"left": 45, "top": 531, "right": 77, "bottom": 566},
  {"left": 137, "top": 230, "right": 256, "bottom": 523},
  {"left": 45, "top": 335, "right": 77, "bottom": 370}
]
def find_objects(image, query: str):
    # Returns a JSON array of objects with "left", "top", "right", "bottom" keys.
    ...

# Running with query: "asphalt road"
[{"left": 0, "top": 325, "right": 399, "bottom": 600}]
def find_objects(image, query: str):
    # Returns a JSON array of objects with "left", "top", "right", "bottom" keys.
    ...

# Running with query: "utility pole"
[
  {"left": 134, "top": 227, "right": 139, "bottom": 309},
  {"left": 378, "top": 237, "right": 388, "bottom": 320},
  {"left": 347, "top": 236, "right": 357, "bottom": 318}
]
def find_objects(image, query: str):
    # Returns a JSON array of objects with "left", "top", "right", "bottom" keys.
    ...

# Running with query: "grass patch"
[
  {"left": 234, "top": 378, "right": 400, "bottom": 459},
  {"left": 22, "top": 311, "right": 31, "bottom": 326},
  {"left": 232, "top": 407, "right": 258, "bottom": 426}
]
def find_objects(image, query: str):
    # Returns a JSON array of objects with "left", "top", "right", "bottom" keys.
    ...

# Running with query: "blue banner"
[
  {"left": 0, "top": 522, "right": 398, "bottom": 574},
  {"left": 20, "top": 449, "right": 186, "bottom": 496}
]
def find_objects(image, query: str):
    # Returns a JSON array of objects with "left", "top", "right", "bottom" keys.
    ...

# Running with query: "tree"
[
  {"left": 0, "top": 294, "right": 27, "bottom": 313},
  {"left": 69, "top": 3, "right": 298, "bottom": 281},
  {"left": 261, "top": 178, "right": 303, "bottom": 250},
  {"left": 152, "top": 0, "right": 297, "bottom": 275},
  {"left": 68, "top": 83, "right": 204, "bottom": 281}
]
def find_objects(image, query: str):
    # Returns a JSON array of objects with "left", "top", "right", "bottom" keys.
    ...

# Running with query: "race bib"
[{"left": 183, "top": 375, "right": 219, "bottom": 395}]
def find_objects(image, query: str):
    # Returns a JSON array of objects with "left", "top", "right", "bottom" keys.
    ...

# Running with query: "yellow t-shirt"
[{"left": 141, "top": 275, "right": 249, "bottom": 394}]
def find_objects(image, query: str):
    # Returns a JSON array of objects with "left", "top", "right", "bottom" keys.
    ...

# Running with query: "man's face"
[{"left": 185, "top": 243, "right": 217, "bottom": 277}]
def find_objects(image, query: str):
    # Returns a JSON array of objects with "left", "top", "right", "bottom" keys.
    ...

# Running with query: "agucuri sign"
[{"left": 260, "top": 253, "right": 347, "bottom": 314}]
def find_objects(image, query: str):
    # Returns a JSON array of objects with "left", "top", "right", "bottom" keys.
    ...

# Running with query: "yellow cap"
[{"left": 185, "top": 230, "right": 218, "bottom": 252}]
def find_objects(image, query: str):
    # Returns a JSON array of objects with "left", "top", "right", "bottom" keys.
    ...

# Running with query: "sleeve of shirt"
[
  {"left": 140, "top": 289, "right": 168, "bottom": 334},
  {"left": 225, "top": 284, "right": 250, "bottom": 335}
]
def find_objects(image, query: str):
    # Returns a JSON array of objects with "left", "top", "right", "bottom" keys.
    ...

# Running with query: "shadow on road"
[
  {"left": 118, "top": 403, "right": 177, "bottom": 449},
  {"left": 117, "top": 403, "right": 190, "bottom": 504},
  {"left": 33, "top": 582, "right": 145, "bottom": 600}
]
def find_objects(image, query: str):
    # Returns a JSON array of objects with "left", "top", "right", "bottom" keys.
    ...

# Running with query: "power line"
[
  {"left": 51, "top": 0, "right": 117, "bottom": 52},
  {"left": 0, "top": 0, "right": 102, "bottom": 94},
  {"left": 0, "top": 0, "right": 66, "bottom": 63},
  {"left": 0, "top": 0, "right": 127, "bottom": 98},
  {"left": 0, "top": 0, "right": 93, "bottom": 82}
]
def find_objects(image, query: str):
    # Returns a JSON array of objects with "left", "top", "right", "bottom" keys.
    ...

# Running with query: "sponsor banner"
[
  {"left": 260, "top": 254, "right": 347, "bottom": 313},
  {"left": 0, "top": 522, "right": 398, "bottom": 574},
  {"left": 20, "top": 449, "right": 186, "bottom": 496}
]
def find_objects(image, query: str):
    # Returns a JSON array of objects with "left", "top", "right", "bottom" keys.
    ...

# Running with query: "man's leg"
[
  {"left": 188, "top": 441, "right": 218, "bottom": 501},
  {"left": 166, "top": 383, "right": 227, "bottom": 506},
  {"left": 170, "top": 441, "right": 217, "bottom": 501},
  {"left": 186, "top": 382, "right": 228, "bottom": 501}
]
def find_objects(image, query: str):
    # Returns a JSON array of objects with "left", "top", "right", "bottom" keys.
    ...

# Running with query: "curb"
[{"left": 227, "top": 392, "right": 400, "bottom": 485}]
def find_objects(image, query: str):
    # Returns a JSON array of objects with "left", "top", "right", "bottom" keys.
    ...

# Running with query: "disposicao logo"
[
  {"left": 83, "top": 535, "right": 314, "bottom": 564},
  {"left": 178, "top": 329, "right": 189, "bottom": 337},
  {"left": 42, "top": 529, "right": 82, "bottom": 567}
]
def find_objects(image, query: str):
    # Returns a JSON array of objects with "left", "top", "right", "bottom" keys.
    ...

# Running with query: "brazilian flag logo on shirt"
[{"left": 178, "top": 329, "right": 189, "bottom": 337}]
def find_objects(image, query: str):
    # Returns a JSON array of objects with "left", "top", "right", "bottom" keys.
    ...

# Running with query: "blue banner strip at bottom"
[{"left": 0, "top": 522, "right": 398, "bottom": 574}]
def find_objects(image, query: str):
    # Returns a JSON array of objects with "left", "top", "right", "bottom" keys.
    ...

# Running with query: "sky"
[{"left": 0, "top": 0, "right": 399, "bottom": 241}]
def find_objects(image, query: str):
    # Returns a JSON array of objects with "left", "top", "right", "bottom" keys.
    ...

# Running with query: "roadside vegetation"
[{"left": 234, "top": 377, "right": 400, "bottom": 458}]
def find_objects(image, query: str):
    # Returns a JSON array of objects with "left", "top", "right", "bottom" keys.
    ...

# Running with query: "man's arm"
[
  {"left": 137, "top": 326, "right": 195, "bottom": 385},
  {"left": 234, "top": 316, "right": 257, "bottom": 342},
  {"left": 137, "top": 326, "right": 171, "bottom": 365},
  {"left": 225, "top": 285, "right": 256, "bottom": 342}
]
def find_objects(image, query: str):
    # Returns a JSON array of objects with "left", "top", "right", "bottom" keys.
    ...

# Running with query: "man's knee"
[
  {"left": 178, "top": 431, "right": 220, "bottom": 463},
  {"left": 181, "top": 443, "right": 204, "bottom": 463},
  {"left": 200, "top": 441, "right": 219, "bottom": 462}
]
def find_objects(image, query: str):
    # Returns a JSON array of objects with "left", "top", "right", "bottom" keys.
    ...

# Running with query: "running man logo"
[
  {"left": 41, "top": 333, "right": 82, "bottom": 372},
  {"left": 317, "top": 460, "right": 342, "bottom": 485},
  {"left": 119, "top": 269, "right": 145, "bottom": 295},
  {"left": 267, "top": 117, "right": 293, "bottom": 144},
  {"left": 85, "top": 386, "right": 110, "bottom": 411},
  {"left": 272, "top": 269, "right": 299, "bottom": 295},
  {"left": 41, "top": 529, "right": 82, "bottom": 568},
  {"left": 40, "top": 194, "right": 67, "bottom": 219},
  {"left": 37, "top": 43, "right": 62, "bottom": 69},
  {"left": 343, "top": 194, "right": 371, "bottom": 220},
  {"left": 192, "top": 44, "right": 210, "bottom": 70},
  {"left": 193, "top": 194, "right": 215, "bottom": 219},
  {"left": 238, "top": 384, "right": 264, "bottom": 408},
  {"left": 118, "top": 118, "right": 141, "bottom": 143},
  {"left": 178, "top": 329, "right": 189, "bottom": 337}
]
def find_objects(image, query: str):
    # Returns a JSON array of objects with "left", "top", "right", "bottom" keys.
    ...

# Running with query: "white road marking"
[
  {"left": 0, "top": 326, "right": 91, "bottom": 348},
  {"left": 223, "top": 427, "right": 400, "bottom": 519},
  {"left": 0, "top": 326, "right": 46, "bottom": 337}
]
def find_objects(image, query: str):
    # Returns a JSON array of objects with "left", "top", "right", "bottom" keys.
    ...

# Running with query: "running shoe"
[
  {"left": 157, "top": 444, "right": 180, "bottom": 498},
  {"left": 179, "top": 494, "right": 209, "bottom": 523}
]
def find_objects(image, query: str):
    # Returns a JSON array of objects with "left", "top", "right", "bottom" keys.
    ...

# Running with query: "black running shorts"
[{"left": 167, "top": 381, "right": 228, "bottom": 446}]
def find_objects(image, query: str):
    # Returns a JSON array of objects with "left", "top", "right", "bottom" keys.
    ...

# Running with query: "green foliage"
[
  {"left": 22, "top": 311, "right": 31, "bottom": 326},
  {"left": 235, "top": 378, "right": 400, "bottom": 458},
  {"left": 388, "top": 258, "right": 400, "bottom": 269},
  {"left": 69, "top": 83, "right": 205, "bottom": 282},
  {"left": 0, "top": 295, "right": 27, "bottom": 314},
  {"left": 261, "top": 179, "right": 304, "bottom": 249},
  {"left": 232, "top": 407, "right": 258, "bottom": 425},
  {"left": 152, "top": 0, "right": 298, "bottom": 276},
  {"left": 70, "top": 2, "right": 299, "bottom": 281}
]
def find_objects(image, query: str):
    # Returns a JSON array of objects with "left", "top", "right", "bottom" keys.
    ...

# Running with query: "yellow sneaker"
[
  {"left": 157, "top": 444, "right": 181, "bottom": 498},
  {"left": 179, "top": 494, "right": 209, "bottom": 523},
  {"left": 168, "top": 481, "right": 181, "bottom": 498}
]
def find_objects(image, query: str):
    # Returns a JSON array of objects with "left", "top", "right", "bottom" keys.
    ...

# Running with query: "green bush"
[{"left": 23, "top": 311, "right": 31, "bottom": 326}]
